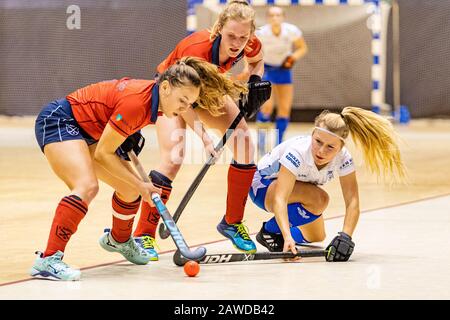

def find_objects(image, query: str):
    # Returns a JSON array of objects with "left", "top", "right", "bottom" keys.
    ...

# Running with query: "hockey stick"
[
  {"left": 128, "top": 151, "right": 207, "bottom": 260},
  {"left": 159, "top": 81, "right": 271, "bottom": 239},
  {"left": 173, "top": 247, "right": 335, "bottom": 266}
]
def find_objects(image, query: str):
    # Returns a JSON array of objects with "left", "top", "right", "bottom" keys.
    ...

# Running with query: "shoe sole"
[
  {"left": 30, "top": 268, "right": 80, "bottom": 281},
  {"left": 232, "top": 243, "right": 257, "bottom": 254}
]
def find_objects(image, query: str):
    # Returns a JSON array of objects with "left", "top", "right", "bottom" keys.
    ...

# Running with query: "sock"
[
  {"left": 264, "top": 218, "right": 281, "bottom": 233},
  {"left": 264, "top": 203, "right": 320, "bottom": 233},
  {"left": 256, "top": 112, "right": 271, "bottom": 155},
  {"left": 44, "top": 195, "right": 87, "bottom": 257},
  {"left": 275, "top": 117, "right": 289, "bottom": 145},
  {"left": 133, "top": 170, "right": 172, "bottom": 238},
  {"left": 290, "top": 227, "right": 310, "bottom": 244},
  {"left": 263, "top": 223, "right": 310, "bottom": 244},
  {"left": 225, "top": 162, "right": 256, "bottom": 224},
  {"left": 111, "top": 193, "right": 141, "bottom": 243}
]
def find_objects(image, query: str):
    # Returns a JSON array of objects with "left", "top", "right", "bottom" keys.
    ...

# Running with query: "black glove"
[
  {"left": 326, "top": 232, "right": 355, "bottom": 262},
  {"left": 244, "top": 75, "right": 272, "bottom": 119},
  {"left": 115, "top": 131, "right": 145, "bottom": 161},
  {"left": 281, "top": 55, "right": 296, "bottom": 69}
]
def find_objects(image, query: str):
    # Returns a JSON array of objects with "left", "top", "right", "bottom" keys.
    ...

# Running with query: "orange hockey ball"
[{"left": 184, "top": 260, "right": 200, "bottom": 277}]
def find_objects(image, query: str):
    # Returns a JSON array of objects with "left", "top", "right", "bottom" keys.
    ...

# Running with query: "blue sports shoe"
[
  {"left": 216, "top": 216, "right": 256, "bottom": 253},
  {"left": 30, "top": 251, "right": 81, "bottom": 281},
  {"left": 134, "top": 235, "right": 159, "bottom": 261}
]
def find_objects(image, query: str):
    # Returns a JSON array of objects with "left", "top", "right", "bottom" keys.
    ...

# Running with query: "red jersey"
[
  {"left": 157, "top": 30, "right": 262, "bottom": 74},
  {"left": 67, "top": 78, "right": 161, "bottom": 139}
]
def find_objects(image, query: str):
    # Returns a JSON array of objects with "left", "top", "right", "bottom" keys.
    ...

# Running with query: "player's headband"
[{"left": 314, "top": 127, "right": 345, "bottom": 142}]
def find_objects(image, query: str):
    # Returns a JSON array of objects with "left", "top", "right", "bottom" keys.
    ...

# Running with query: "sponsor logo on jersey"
[
  {"left": 340, "top": 158, "right": 353, "bottom": 170},
  {"left": 285, "top": 152, "right": 300, "bottom": 168},
  {"left": 327, "top": 170, "right": 334, "bottom": 180}
]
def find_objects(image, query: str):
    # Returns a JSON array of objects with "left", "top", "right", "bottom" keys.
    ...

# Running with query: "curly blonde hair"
[
  {"left": 314, "top": 107, "right": 407, "bottom": 182},
  {"left": 159, "top": 56, "right": 247, "bottom": 116}
]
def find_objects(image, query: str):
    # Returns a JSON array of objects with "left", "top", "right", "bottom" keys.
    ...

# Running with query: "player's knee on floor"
[
  {"left": 304, "top": 230, "right": 326, "bottom": 243},
  {"left": 287, "top": 202, "right": 322, "bottom": 227},
  {"left": 290, "top": 227, "right": 310, "bottom": 244},
  {"left": 264, "top": 202, "right": 321, "bottom": 234},
  {"left": 291, "top": 227, "right": 326, "bottom": 244}
]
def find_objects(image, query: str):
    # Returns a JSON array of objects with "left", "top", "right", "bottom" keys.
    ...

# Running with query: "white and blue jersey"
[
  {"left": 256, "top": 23, "right": 303, "bottom": 67},
  {"left": 256, "top": 23, "right": 303, "bottom": 85},
  {"left": 250, "top": 135, "right": 355, "bottom": 210}
]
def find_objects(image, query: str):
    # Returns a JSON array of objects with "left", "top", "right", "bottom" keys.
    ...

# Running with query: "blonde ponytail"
[{"left": 315, "top": 107, "right": 407, "bottom": 182}]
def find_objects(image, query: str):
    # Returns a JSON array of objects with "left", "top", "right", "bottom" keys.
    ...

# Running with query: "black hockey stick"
[
  {"left": 128, "top": 151, "right": 206, "bottom": 260},
  {"left": 173, "top": 247, "right": 334, "bottom": 266},
  {"left": 159, "top": 81, "right": 272, "bottom": 240}
]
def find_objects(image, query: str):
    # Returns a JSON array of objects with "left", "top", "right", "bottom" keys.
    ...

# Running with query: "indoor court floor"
[{"left": 0, "top": 117, "right": 449, "bottom": 299}]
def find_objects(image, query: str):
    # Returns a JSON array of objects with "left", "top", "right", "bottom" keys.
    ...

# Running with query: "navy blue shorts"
[
  {"left": 35, "top": 98, "right": 97, "bottom": 152},
  {"left": 263, "top": 64, "right": 293, "bottom": 85}
]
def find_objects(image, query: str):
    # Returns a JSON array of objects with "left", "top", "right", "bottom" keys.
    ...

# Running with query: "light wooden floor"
[
  {"left": 0, "top": 117, "right": 449, "bottom": 299},
  {"left": 1, "top": 195, "right": 449, "bottom": 299}
]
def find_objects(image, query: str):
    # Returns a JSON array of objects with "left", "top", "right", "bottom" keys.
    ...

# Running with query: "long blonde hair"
[
  {"left": 314, "top": 106, "right": 407, "bottom": 182},
  {"left": 210, "top": 0, "right": 256, "bottom": 40},
  {"left": 159, "top": 57, "right": 247, "bottom": 116}
]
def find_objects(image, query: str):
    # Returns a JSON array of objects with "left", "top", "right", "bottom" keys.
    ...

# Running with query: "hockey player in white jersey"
[
  {"left": 255, "top": 6, "right": 308, "bottom": 155},
  {"left": 249, "top": 107, "right": 407, "bottom": 261}
]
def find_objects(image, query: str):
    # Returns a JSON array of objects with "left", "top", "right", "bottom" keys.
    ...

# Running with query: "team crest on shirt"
[
  {"left": 66, "top": 124, "right": 80, "bottom": 136},
  {"left": 327, "top": 170, "right": 334, "bottom": 181}
]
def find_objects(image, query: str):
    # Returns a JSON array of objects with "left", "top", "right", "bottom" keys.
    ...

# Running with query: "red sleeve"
[
  {"left": 244, "top": 36, "right": 262, "bottom": 58},
  {"left": 109, "top": 96, "right": 147, "bottom": 137}
]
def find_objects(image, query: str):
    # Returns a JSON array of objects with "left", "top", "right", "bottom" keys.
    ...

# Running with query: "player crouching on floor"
[{"left": 249, "top": 107, "right": 406, "bottom": 261}]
